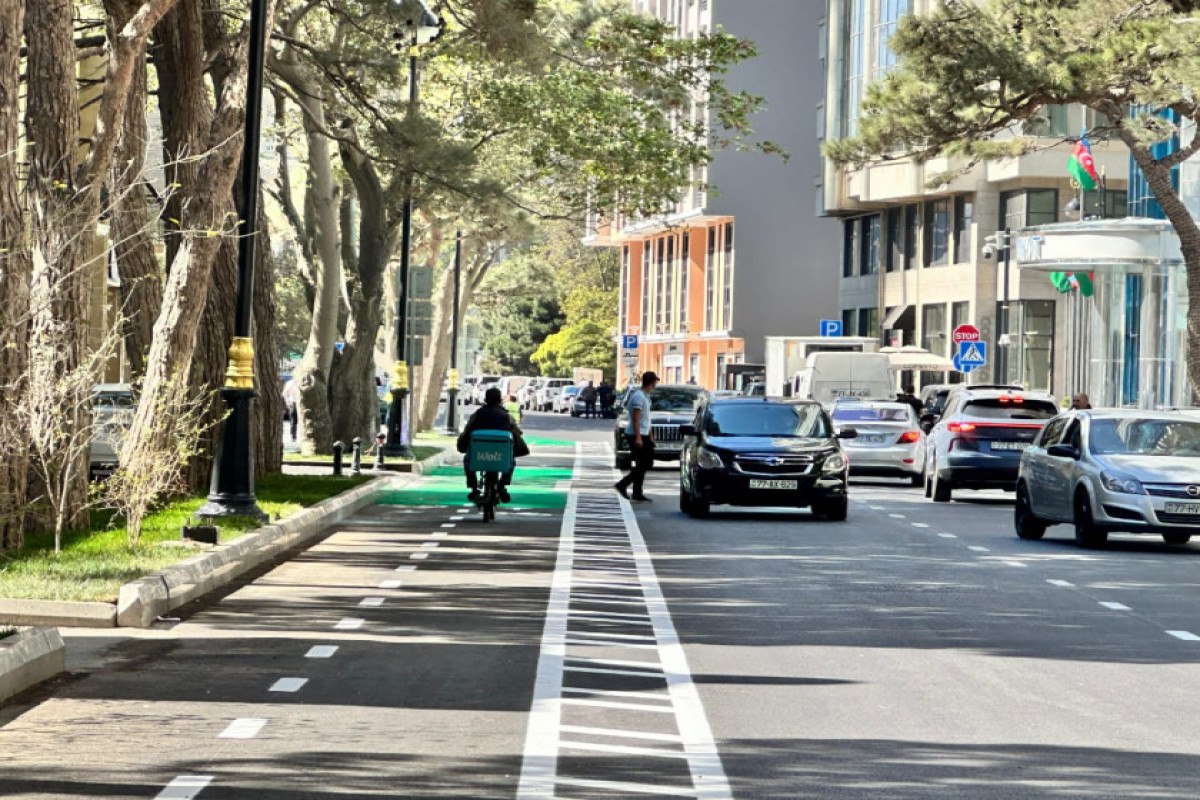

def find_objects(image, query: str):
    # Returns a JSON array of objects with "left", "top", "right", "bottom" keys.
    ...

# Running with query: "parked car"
[
  {"left": 536, "top": 378, "right": 575, "bottom": 411},
  {"left": 518, "top": 378, "right": 545, "bottom": 410},
  {"left": 1016, "top": 409, "right": 1200, "bottom": 547},
  {"left": 678, "top": 397, "right": 857, "bottom": 519},
  {"left": 472, "top": 375, "right": 502, "bottom": 404},
  {"left": 90, "top": 384, "right": 136, "bottom": 480},
  {"left": 497, "top": 376, "right": 532, "bottom": 404},
  {"left": 613, "top": 384, "right": 707, "bottom": 470},
  {"left": 831, "top": 400, "right": 926, "bottom": 486},
  {"left": 924, "top": 386, "right": 1059, "bottom": 502},
  {"left": 554, "top": 385, "right": 582, "bottom": 414}
]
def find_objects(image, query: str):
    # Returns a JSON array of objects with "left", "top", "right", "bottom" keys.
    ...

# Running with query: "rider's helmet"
[{"left": 484, "top": 386, "right": 503, "bottom": 405}]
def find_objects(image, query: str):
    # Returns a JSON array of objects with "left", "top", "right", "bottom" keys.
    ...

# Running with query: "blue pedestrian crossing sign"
[
  {"left": 621, "top": 334, "right": 639, "bottom": 350},
  {"left": 820, "top": 319, "right": 843, "bottom": 337},
  {"left": 956, "top": 340, "right": 987, "bottom": 370}
]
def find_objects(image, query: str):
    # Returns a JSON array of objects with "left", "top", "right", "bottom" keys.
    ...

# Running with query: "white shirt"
[{"left": 625, "top": 389, "right": 652, "bottom": 436}]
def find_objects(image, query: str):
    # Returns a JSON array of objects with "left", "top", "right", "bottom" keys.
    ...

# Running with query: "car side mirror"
[
  {"left": 679, "top": 424, "right": 696, "bottom": 437},
  {"left": 1046, "top": 443, "right": 1080, "bottom": 460},
  {"left": 837, "top": 428, "right": 858, "bottom": 440}
]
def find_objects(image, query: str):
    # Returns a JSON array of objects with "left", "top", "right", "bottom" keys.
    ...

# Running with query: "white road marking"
[
  {"left": 1001, "top": 560, "right": 1028, "bottom": 568},
  {"left": 449, "top": 516, "right": 465, "bottom": 521},
  {"left": 562, "top": 697, "right": 677, "bottom": 713},
  {"left": 334, "top": 618, "right": 364, "bottom": 630},
  {"left": 555, "top": 777, "right": 696, "bottom": 797},
  {"left": 395, "top": 565, "right": 417, "bottom": 572},
  {"left": 1167, "top": 630, "right": 1200, "bottom": 641},
  {"left": 911, "top": 523, "right": 930, "bottom": 528},
  {"left": 1046, "top": 579, "right": 1074, "bottom": 587},
  {"left": 441, "top": 523, "right": 456, "bottom": 528},
  {"left": 305, "top": 645, "right": 338, "bottom": 658},
  {"left": 219, "top": 718, "right": 266, "bottom": 739},
  {"left": 889, "top": 513, "right": 906, "bottom": 519},
  {"left": 559, "top": 739, "right": 688, "bottom": 758},
  {"left": 410, "top": 552, "right": 429, "bottom": 560},
  {"left": 938, "top": 533, "right": 957, "bottom": 539},
  {"left": 379, "top": 580, "right": 403, "bottom": 589},
  {"left": 564, "top": 664, "right": 666, "bottom": 678},
  {"left": 559, "top": 724, "right": 683, "bottom": 743},
  {"left": 565, "top": 638, "right": 658, "bottom": 650},
  {"left": 422, "top": 541, "right": 440, "bottom": 548},
  {"left": 968, "top": 546, "right": 990, "bottom": 552},
  {"left": 1099, "top": 601, "right": 1131, "bottom": 611},
  {"left": 359, "top": 597, "right": 385, "bottom": 607},
  {"left": 269, "top": 677, "right": 307, "bottom": 693},
  {"left": 565, "top": 630, "right": 656, "bottom": 642},
  {"left": 155, "top": 776, "right": 213, "bottom": 799},
  {"left": 432, "top": 531, "right": 449, "bottom": 538},
  {"left": 869, "top": 505, "right": 885, "bottom": 510},
  {"left": 562, "top": 687, "right": 671, "bottom": 701}
]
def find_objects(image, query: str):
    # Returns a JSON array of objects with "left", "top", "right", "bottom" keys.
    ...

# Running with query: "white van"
[
  {"left": 792, "top": 352, "right": 894, "bottom": 406},
  {"left": 497, "top": 376, "right": 532, "bottom": 402}
]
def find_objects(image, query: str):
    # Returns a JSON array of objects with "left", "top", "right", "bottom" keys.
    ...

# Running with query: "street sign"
[
  {"left": 953, "top": 324, "right": 981, "bottom": 344},
  {"left": 820, "top": 319, "right": 843, "bottom": 337},
  {"left": 409, "top": 266, "right": 434, "bottom": 299},
  {"left": 621, "top": 334, "right": 639, "bottom": 350},
  {"left": 334, "top": 341, "right": 345, "bottom": 354},
  {"left": 956, "top": 340, "right": 987, "bottom": 370},
  {"left": 409, "top": 317, "right": 433, "bottom": 336},
  {"left": 409, "top": 299, "right": 432, "bottom": 319}
]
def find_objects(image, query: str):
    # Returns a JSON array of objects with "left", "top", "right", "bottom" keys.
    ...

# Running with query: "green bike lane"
[{"left": 0, "top": 439, "right": 579, "bottom": 799}]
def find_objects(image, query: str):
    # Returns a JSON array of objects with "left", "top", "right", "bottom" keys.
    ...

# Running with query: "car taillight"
[
  {"left": 948, "top": 422, "right": 976, "bottom": 433},
  {"left": 898, "top": 431, "right": 920, "bottom": 443},
  {"left": 997, "top": 395, "right": 1024, "bottom": 404}
]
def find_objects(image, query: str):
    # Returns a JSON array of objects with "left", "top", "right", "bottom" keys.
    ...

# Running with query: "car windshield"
[
  {"left": 706, "top": 404, "right": 830, "bottom": 438},
  {"left": 1090, "top": 418, "right": 1200, "bottom": 456},
  {"left": 832, "top": 405, "right": 912, "bottom": 423},
  {"left": 650, "top": 387, "right": 705, "bottom": 413},
  {"left": 964, "top": 398, "right": 1057, "bottom": 420},
  {"left": 563, "top": 387, "right": 580, "bottom": 395}
]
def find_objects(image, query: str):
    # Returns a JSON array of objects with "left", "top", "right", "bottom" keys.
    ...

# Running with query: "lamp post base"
[
  {"left": 442, "top": 388, "right": 460, "bottom": 435},
  {"left": 198, "top": 387, "right": 267, "bottom": 523},
  {"left": 382, "top": 386, "right": 415, "bottom": 459}
]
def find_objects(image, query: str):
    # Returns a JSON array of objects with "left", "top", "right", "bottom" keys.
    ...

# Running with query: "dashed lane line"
[
  {"left": 334, "top": 618, "right": 364, "bottom": 631},
  {"left": 1167, "top": 630, "right": 1200, "bottom": 641},
  {"left": 410, "top": 552, "right": 429, "bottom": 560},
  {"left": 1099, "top": 601, "right": 1132, "bottom": 611},
  {"left": 155, "top": 776, "right": 213, "bottom": 799},
  {"left": 305, "top": 645, "right": 338, "bottom": 658},
  {"left": 268, "top": 677, "right": 308, "bottom": 693},
  {"left": 937, "top": 533, "right": 957, "bottom": 539},
  {"left": 359, "top": 597, "right": 385, "bottom": 607},
  {"left": 379, "top": 580, "right": 403, "bottom": 589},
  {"left": 968, "top": 546, "right": 990, "bottom": 553},
  {"left": 1047, "top": 579, "right": 1074, "bottom": 587},
  {"left": 219, "top": 718, "right": 267, "bottom": 739}
]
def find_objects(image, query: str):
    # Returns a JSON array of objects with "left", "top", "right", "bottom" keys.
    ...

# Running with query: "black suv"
[
  {"left": 678, "top": 397, "right": 857, "bottom": 520},
  {"left": 614, "top": 384, "right": 707, "bottom": 470}
]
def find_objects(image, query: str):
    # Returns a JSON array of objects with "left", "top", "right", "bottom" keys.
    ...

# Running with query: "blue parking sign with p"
[
  {"left": 622, "top": 334, "right": 639, "bottom": 350},
  {"left": 820, "top": 319, "right": 843, "bottom": 337}
]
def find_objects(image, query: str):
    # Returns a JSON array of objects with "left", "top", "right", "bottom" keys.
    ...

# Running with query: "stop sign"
[{"left": 953, "top": 324, "right": 980, "bottom": 344}]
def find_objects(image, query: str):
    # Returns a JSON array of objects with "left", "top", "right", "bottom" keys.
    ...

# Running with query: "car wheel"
[
  {"left": 1163, "top": 531, "right": 1192, "bottom": 545},
  {"left": 924, "top": 468, "right": 933, "bottom": 498},
  {"left": 1073, "top": 490, "right": 1107, "bottom": 548},
  {"left": 931, "top": 467, "right": 952, "bottom": 503},
  {"left": 1014, "top": 482, "right": 1047, "bottom": 540},
  {"left": 688, "top": 491, "right": 710, "bottom": 518},
  {"left": 679, "top": 479, "right": 693, "bottom": 514},
  {"left": 813, "top": 497, "right": 848, "bottom": 521},
  {"left": 615, "top": 454, "right": 632, "bottom": 471}
]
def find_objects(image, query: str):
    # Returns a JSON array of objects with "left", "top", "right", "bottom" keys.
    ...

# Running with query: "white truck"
[
  {"left": 764, "top": 336, "right": 879, "bottom": 397},
  {"left": 791, "top": 351, "right": 894, "bottom": 406}
]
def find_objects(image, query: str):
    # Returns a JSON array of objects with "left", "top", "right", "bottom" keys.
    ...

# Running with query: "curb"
[
  {"left": 116, "top": 474, "right": 400, "bottom": 627},
  {"left": 0, "top": 599, "right": 116, "bottom": 628},
  {"left": 413, "top": 446, "right": 449, "bottom": 475},
  {"left": 0, "top": 627, "right": 65, "bottom": 704}
]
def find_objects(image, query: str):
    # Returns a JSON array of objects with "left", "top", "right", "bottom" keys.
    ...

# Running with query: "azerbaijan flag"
[{"left": 1068, "top": 131, "right": 1100, "bottom": 192}]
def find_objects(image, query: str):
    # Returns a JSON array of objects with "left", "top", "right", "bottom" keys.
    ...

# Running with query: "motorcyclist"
[{"left": 458, "top": 386, "right": 518, "bottom": 504}]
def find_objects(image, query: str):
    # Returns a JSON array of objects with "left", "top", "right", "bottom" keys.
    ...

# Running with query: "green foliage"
[
  {"left": 272, "top": 246, "right": 313, "bottom": 362},
  {"left": 531, "top": 320, "right": 614, "bottom": 376}
]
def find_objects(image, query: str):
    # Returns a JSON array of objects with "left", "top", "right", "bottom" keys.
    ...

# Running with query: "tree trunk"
[
  {"left": 277, "top": 60, "right": 342, "bottom": 455},
  {"left": 253, "top": 193, "right": 283, "bottom": 477},
  {"left": 0, "top": 0, "right": 29, "bottom": 549},
  {"left": 107, "top": 0, "right": 162, "bottom": 380}
]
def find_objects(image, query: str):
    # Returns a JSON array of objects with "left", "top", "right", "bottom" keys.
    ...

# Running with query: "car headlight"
[
  {"left": 1100, "top": 472, "right": 1144, "bottom": 495},
  {"left": 696, "top": 447, "right": 724, "bottom": 469},
  {"left": 822, "top": 453, "right": 847, "bottom": 475}
]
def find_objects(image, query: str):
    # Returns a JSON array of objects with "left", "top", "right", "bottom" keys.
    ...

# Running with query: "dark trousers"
[
  {"left": 585, "top": 400, "right": 597, "bottom": 417},
  {"left": 288, "top": 404, "right": 298, "bottom": 441},
  {"left": 464, "top": 456, "right": 513, "bottom": 489},
  {"left": 617, "top": 438, "right": 654, "bottom": 497}
]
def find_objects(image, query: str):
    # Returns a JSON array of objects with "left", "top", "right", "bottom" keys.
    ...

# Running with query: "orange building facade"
[{"left": 614, "top": 219, "right": 745, "bottom": 390}]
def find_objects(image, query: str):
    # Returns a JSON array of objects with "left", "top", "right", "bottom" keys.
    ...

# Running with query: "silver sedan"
[
  {"left": 1016, "top": 409, "right": 1200, "bottom": 547},
  {"left": 831, "top": 400, "right": 926, "bottom": 486}
]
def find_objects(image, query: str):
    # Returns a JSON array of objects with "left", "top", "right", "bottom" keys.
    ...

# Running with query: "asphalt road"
[{"left": 5, "top": 410, "right": 1200, "bottom": 798}]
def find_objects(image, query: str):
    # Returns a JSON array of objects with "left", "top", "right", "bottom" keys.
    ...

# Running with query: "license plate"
[
  {"left": 749, "top": 479, "right": 798, "bottom": 490},
  {"left": 1165, "top": 502, "right": 1200, "bottom": 515},
  {"left": 857, "top": 434, "right": 887, "bottom": 444},
  {"left": 990, "top": 441, "right": 1030, "bottom": 451}
]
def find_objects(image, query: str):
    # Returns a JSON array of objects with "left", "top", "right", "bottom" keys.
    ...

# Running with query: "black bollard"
[
  {"left": 373, "top": 433, "right": 387, "bottom": 471},
  {"left": 332, "top": 441, "right": 344, "bottom": 477},
  {"left": 351, "top": 437, "right": 362, "bottom": 475}
]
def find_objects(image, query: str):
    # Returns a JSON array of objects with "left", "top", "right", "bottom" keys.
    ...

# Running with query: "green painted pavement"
[
  {"left": 522, "top": 435, "right": 578, "bottom": 449},
  {"left": 379, "top": 465, "right": 572, "bottom": 510}
]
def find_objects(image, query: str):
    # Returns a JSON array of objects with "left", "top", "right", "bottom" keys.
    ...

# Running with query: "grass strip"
[
  {"left": 0, "top": 473, "right": 371, "bottom": 603},
  {"left": 282, "top": 445, "right": 440, "bottom": 464}
]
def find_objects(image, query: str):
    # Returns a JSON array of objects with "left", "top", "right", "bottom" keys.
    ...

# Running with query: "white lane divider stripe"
[
  {"left": 562, "top": 697, "right": 677, "bottom": 713},
  {"left": 565, "top": 638, "right": 658, "bottom": 650},
  {"left": 555, "top": 776, "right": 696, "bottom": 797},
  {"left": 379, "top": 580, "right": 403, "bottom": 589},
  {"left": 334, "top": 618, "right": 364, "bottom": 630},
  {"left": 219, "top": 718, "right": 266, "bottom": 739},
  {"left": 410, "top": 552, "right": 429, "bottom": 560},
  {"left": 968, "top": 546, "right": 989, "bottom": 552},
  {"left": 1099, "top": 601, "right": 1131, "bottom": 611},
  {"left": 305, "top": 645, "right": 338, "bottom": 658},
  {"left": 269, "top": 677, "right": 307, "bottom": 692},
  {"left": 938, "top": 533, "right": 957, "bottom": 539},
  {"left": 1046, "top": 579, "right": 1074, "bottom": 587},
  {"left": 395, "top": 565, "right": 417, "bottom": 572},
  {"left": 911, "top": 523, "right": 930, "bottom": 529},
  {"left": 562, "top": 687, "right": 671, "bottom": 701},
  {"left": 432, "top": 531, "right": 449, "bottom": 538},
  {"left": 422, "top": 541, "right": 440, "bottom": 548},
  {"left": 1001, "top": 560, "right": 1028, "bottom": 568},
  {"left": 156, "top": 776, "right": 213, "bottom": 799},
  {"left": 559, "top": 724, "right": 683, "bottom": 743},
  {"left": 888, "top": 513, "right": 906, "bottom": 519},
  {"left": 1167, "top": 630, "right": 1200, "bottom": 641},
  {"left": 559, "top": 739, "right": 688, "bottom": 758},
  {"left": 359, "top": 597, "right": 385, "bottom": 607}
]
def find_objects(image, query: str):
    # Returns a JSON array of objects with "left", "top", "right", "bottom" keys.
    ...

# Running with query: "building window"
[
  {"left": 1083, "top": 190, "right": 1128, "bottom": 219},
  {"left": 953, "top": 195, "right": 974, "bottom": 263},
  {"left": 885, "top": 208, "right": 901, "bottom": 272},
  {"left": 679, "top": 233, "right": 690, "bottom": 332},
  {"left": 721, "top": 222, "right": 734, "bottom": 329},
  {"left": 923, "top": 199, "right": 950, "bottom": 267},
  {"left": 620, "top": 246, "right": 630, "bottom": 334},
  {"left": 995, "top": 299, "right": 1055, "bottom": 392},
  {"left": 1001, "top": 188, "right": 1059, "bottom": 231},
  {"left": 921, "top": 303, "right": 948, "bottom": 387},
  {"left": 903, "top": 204, "right": 920, "bottom": 270},
  {"left": 843, "top": 219, "right": 858, "bottom": 278},
  {"left": 705, "top": 226, "right": 717, "bottom": 331},
  {"left": 858, "top": 306, "right": 878, "bottom": 338},
  {"left": 843, "top": 0, "right": 867, "bottom": 137},
  {"left": 860, "top": 215, "right": 880, "bottom": 275},
  {"left": 842, "top": 308, "right": 857, "bottom": 335},
  {"left": 1024, "top": 103, "right": 1070, "bottom": 137},
  {"left": 951, "top": 300, "right": 970, "bottom": 331},
  {"left": 656, "top": 238, "right": 667, "bottom": 334},
  {"left": 666, "top": 236, "right": 676, "bottom": 333},
  {"left": 873, "top": 0, "right": 912, "bottom": 77},
  {"left": 640, "top": 244, "right": 651, "bottom": 334}
]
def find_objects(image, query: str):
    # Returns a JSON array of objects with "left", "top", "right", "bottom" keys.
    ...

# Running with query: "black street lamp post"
[
  {"left": 199, "top": 0, "right": 270, "bottom": 521},
  {"left": 383, "top": 0, "right": 443, "bottom": 458},
  {"left": 442, "top": 231, "right": 462, "bottom": 435}
]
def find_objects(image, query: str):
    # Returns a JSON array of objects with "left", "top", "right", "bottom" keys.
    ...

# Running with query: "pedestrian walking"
[
  {"left": 282, "top": 378, "right": 298, "bottom": 442},
  {"left": 897, "top": 385, "right": 923, "bottom": 417},
  {"left": 598, "top": 379, "right": 615, "bottom": 417},
  {"left": 1070, "top": 393, "right": 1092, "bottom": 410},
  {"left": 505, "top": 394, "right": 524, "bottom": 425},
  {"left": 582, "top": 381, "right": 598, "bottom": 418},
  {"left": 614, "top": 371, "right": 659, "bottom": 503}
]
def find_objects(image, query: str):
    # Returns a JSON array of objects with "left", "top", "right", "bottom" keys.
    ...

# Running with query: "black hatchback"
[{"left": 679, "top": 398, "right": 857, "bottom": 520}]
